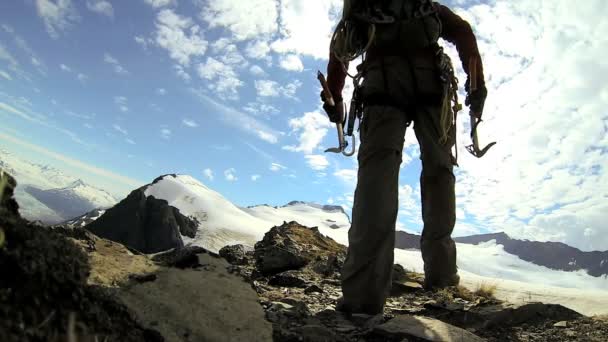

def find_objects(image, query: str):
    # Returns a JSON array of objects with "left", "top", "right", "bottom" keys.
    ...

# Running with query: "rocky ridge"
[{"left": 220, "top": 221, "right": 607, "bottom": 342}]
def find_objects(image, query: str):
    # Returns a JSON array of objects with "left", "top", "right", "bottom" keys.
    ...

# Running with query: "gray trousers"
[{"left": 340, "top": 104, "right": 457, "bottom": 314}]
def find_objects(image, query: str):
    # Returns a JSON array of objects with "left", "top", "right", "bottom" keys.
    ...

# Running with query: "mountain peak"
[{"left": 68, "top": 179, "right": 87, "bottom": 188}]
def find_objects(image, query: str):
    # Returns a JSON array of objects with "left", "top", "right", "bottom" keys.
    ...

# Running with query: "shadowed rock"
[{"left": 86, "top": 186, "right": 198, "bottom": 254}]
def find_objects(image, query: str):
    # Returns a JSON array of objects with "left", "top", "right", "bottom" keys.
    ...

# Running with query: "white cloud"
[
  {"left": 254, "top": 79, "right": 302, "bottom": 98},
  {"left": 305, "top": 154, "right": 329, "bottom": 171},
  {"left": 193, "top": 90, "right": 280, "bottom": 144},
  {"left": 271, "top": 0, "right": 342, "bottom": 59},
  {"left": 197, "top": 57, "right": 243, "bottom": 99},
  {"left": 203, "top": 168, "right": 214, "bottom": 181},
  {"left": 134, "top": 35, "right": 152, "bottom": 49},
  {"left": 114, "top": 96, "right": 128, "bottom": 112},
  {"left": 243, "top": 102, "right": 279, "bottom": 117},
  {"left": 254, "top": 80, "right": 280, "bottom": 97},
  {"left": 103, "top": 53, "right": 129, "bottom": 74},
  {"left": 125, "top": 138, "right": 136, "bottom": 145},
  {"left": 251, "top": 174, "right": 261, "bottom": 181},
  {"left": 333, "top": 169, "right": 357, "bottom": 184},
  {"left": 144, "top": 0, "right": 176, "bottom": 8},
  {"left": 279, "top": 54, "right": 304, "bottom": 72},
  {"left": 113, "top": 124, "right": 128, "bottom": 135},
  {"left": 182, "top": 118, "right": 198, "bottom": 127},
  {"left": 270, "top": 163, "right": 287, "bottom": 172},
  {"left": 86, "top": 0, "right": 114, "bottom": 17},
  {"left": 155, "top": 9, "right": 207, "bottom": 66},
  {"left": 201, "top": 0, "right": 278, "bottom": 41},
  {"left": 282, "top": 111, "right": 331, "bottom": 154},
  {"left": 0, "top": 43, "right": 18, "bottom": 66},
  {"left": 59, "top": 63, "right": 71, "bottom": 72},
  {"left": 249, "top": 64, "right": 265, "bottom": 76},
  {"left": 35, "top": 0, "right": 79, "bottom": 39},
  {"left": 160, "top": 128, "right": 171, "bottom": 140},
  {"left": 224, "top": 168, "right": 237, "bottom": 181},
  {"left": 157, "top": 88, "right": 167, "bottom": 95},
  {"left": 174, "top": 64, "right": 191, "bottom": 81},
  {"left": 0, "top": 70, "right": 12, "bottom": 81},
  {"left": 77, "top": 73, "right": 87, "bottom": 82},
  {"left": 245, "top": 40, "right": 271, "bottom": 59}
]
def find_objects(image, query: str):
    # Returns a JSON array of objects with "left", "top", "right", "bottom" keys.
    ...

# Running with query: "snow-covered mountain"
[
  {"left": 0, "top": 149, "right": 117, "bottom": 223},
  {"left": 142, "top": 175, "right": 351, "bottom": 252}
]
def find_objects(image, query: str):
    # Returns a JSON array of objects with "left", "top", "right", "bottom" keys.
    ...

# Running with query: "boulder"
[
  {"left": 119, "top": 252, "right": 273, "bottom": 341},
  {"left": 219, "top": 244, "right": 250, "bottom": 265},
  {"left": 374, "top": 315, "right": 485, "bottom": 342},
  {"left": 268, "top": 270, "right": 308, "bottom": 288},
  {"left": 254, "top": 221, "right": 346, "bottom": 275}
]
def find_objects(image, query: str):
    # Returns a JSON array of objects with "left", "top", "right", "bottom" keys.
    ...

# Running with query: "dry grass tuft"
[
  {"left": 474, "top": 282, "right": 498, "bottom": 299},
  {"left": 454, "top": 285, "right": 475, "bottom": 301}
]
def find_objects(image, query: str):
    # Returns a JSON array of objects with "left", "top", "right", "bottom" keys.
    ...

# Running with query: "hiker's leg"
[
  {"left": 341, "top": 105, "right": 407, "bottom": 314},
  {"left": 413, "top": 105, "right": 458, "bottom": 287}
]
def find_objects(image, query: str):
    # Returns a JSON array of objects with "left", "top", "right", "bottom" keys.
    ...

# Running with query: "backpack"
[{"left": 331, "top": 0, "right": 442, "bottom": 63}]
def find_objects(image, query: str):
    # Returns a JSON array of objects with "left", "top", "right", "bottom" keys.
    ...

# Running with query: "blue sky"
[{"left": 1, "top": 0, "right": 607, "bottom": 251}]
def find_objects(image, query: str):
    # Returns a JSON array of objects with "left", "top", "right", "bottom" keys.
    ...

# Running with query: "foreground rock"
[
  {"left": 374, "top": 315, "right": 485, "bottom": 342},
  {"left": 86, "top": 177, "right": 198, "bottom": 254},
  {"left": 0, "top": 171, "right": 156, "bottom": 341},
  {"left": 118, "top": 249, "right": 273, "bottom": 342}
]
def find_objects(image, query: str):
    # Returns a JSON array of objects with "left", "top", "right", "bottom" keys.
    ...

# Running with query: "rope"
[{"left": 330, "top": 19, "right": 376, "bottom": 78}]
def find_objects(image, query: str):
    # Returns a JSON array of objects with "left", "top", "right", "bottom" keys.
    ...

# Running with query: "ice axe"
[
  {"left": 466, "top": 57, "right": 496, "bottom": 158},
  {"left": 317, "top": 71, "right": 355, "bottom": 156}
]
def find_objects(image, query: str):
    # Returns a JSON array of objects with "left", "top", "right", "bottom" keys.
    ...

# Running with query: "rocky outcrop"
[
  {"left": 218, "top": 221, "right": 606, "bottom": 342},
  {"left": 253, "top": 221, "right": 346, "bottom": 275},
  {"left": 85, "top": 186, "right": 198, "bottom": 254}
]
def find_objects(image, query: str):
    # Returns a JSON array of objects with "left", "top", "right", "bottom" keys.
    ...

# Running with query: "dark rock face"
[
  {"left": 269, "top": 270, "right": 308, "bottom": 288},
  {"left": 219, "top": 244, "right": 250, "bottom": 265},
  {"left": 254, "top": 221, "right": 347, "bottom": 275},
  {"left": 86, "top": 186, "right": 198, "bottom": 254},
  {"left": 0, "top": 170, "right": 19, "bottom": 219},
  {"left": 152, "top": 246, "right": 210, "bottom": 268}
]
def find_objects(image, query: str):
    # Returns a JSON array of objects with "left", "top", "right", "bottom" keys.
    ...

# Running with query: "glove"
[
  {"left": 465, "top": 84, "right": 487, "bottom": 120},
  {"left": 320, "top": 91, "right": 344, "bottom": 124}
]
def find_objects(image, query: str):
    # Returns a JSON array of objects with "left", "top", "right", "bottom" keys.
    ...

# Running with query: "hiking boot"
[
  {"left": 335, "top": 297, "right": 383, "bottom": 316},
  {"left": 424, "top": 273, "right": 460, "bottom": 290},
  {"left": 335, "top": 297, "right": 384, "bottom": 328}
]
